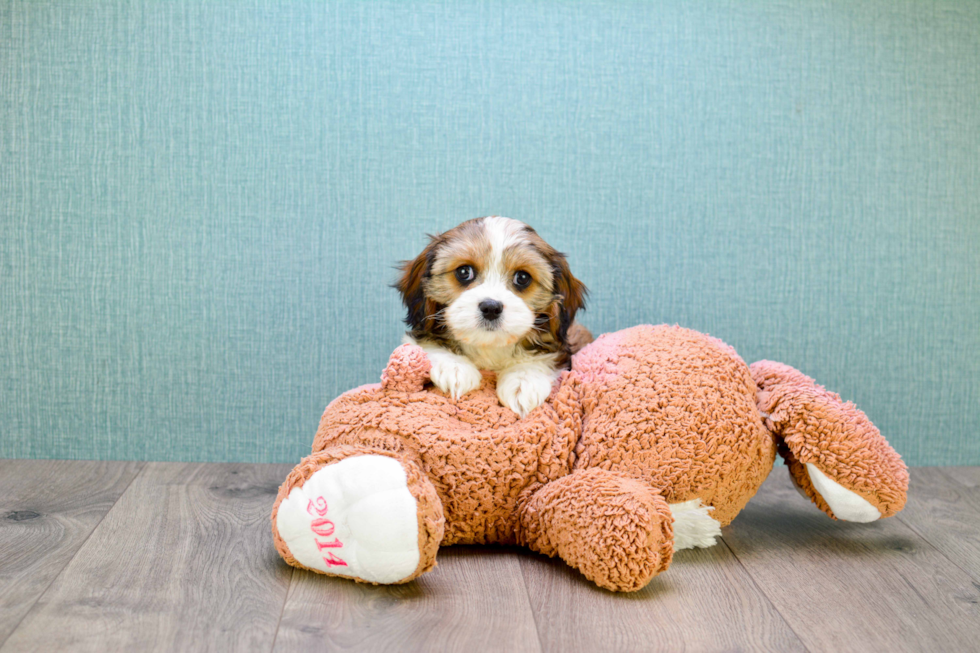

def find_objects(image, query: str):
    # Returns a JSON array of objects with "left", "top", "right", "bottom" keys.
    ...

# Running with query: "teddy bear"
[{"left": 271, "top": 324, "right": 908, "bottom": 592}]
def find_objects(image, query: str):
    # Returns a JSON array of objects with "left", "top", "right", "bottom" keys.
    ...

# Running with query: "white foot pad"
[
  {"left": 669, "top": 499, "right": 722, "bottom": 550},
  {"left": 805, "top": 463, "right": 881, "bottom": 522},
  {"left": 276, "top": 455, "right": 421, "bottom": 583}
]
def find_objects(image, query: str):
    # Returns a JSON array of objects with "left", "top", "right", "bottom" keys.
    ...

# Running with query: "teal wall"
[{"left": 2, "top": 1, "right": 977, "bottom": 465}]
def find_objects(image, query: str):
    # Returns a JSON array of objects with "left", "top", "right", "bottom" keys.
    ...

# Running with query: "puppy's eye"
[
  {"left": 455, "top": 265, "right": 476, "bottom": 284},
  {"left": 513, "top": 270, "right": 532, "bottom": 290}
]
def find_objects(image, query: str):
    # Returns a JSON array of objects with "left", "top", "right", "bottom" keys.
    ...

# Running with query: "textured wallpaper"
[{"left": 1, "top": 0, "right": 978, "bottom": 465}]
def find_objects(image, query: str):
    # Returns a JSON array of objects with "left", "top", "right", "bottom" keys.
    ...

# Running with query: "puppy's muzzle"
[{"left": 478, "top": 299, "right": 504, "bottom": 323}]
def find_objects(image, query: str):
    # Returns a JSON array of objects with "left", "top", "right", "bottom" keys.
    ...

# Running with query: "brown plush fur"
[
  {"left": 519, "top": 468, "right": 674, "bottom": 591},
  {"left": 271, "top": 324, "right": 908, "bottom": 592},
  {"left": 752, "top": 360, "right": 908, "bottom": 519},
  {"left": 572, "top": 325, "right": 778, "bottom": 526}
]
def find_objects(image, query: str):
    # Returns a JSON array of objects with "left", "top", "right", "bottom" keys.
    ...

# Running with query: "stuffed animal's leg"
[
  {"left": 271, "top": 445, "right": 444, "bottom": 585},
  {"left": 518, "top": 468, "right": 673, "bottom": 592},
  {"left": 752, "top": 361, "right": 909, "bottom": 522}
]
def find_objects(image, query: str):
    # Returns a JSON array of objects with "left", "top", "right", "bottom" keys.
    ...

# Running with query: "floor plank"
[
  {"left": 894, "top": 468, "right": 980, "bottom": 581},
  {"left": 519, "top": 533, "right": 807, "bottom": 653},
  {"left": 2, "top": 461, "right": 978, "bottom": 652},
  {"left": 0, "top": 459, "right": 144, "bottom": 646},
  {"left": 943, "top": 466, "right": 980, "bottom": 493},
  {"left": 722, "top": 471, "right": 980, "bottom": 653},
  {"left": 273, "top": 545, "right": 542, "bottom": 653},
  {"left": 1, "top": 462, "right": 294, "bottom": 653}
]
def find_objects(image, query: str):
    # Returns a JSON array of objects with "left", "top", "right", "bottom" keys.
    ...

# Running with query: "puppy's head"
[{"left": 395, "top": 217, "right": 587, "bottom": 353}]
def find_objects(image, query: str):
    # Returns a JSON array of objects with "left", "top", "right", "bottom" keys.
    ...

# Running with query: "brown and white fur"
[{"left": 395, "top": 216, "right": 592, "bottom": 416}]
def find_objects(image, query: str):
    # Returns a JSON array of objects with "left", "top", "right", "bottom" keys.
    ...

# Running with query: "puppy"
[{"left": 395, "top": 216, "right": 591, "bottom": 416}]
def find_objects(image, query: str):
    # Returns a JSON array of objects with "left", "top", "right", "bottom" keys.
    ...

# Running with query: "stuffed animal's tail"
[{"left": 749, "top": 361, "right": 909, "bottom": 521}]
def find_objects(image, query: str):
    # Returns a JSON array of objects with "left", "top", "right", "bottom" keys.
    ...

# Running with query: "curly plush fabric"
[
  {"left": 271, "top": 325, "right": 909, "bottom": 592},
  {"left": 310, "top": 353, "right": 582, "bottom": 546},
  {"left": 519, "top": 468, "right": 674, "bottom": 592},
  {"left": 573, "top": 325, "right": 777, "bottom": 526},
  {"left": 752, "top": 360, "right": 909, "bottom": 519}
]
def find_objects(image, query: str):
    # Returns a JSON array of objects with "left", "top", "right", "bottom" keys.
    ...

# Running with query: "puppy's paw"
[
  {"left": 496, "top": 365, "right": 558, "bottom": 417},
  {"left": 428, "top": 354, "right": 483, "bottom": 399}
]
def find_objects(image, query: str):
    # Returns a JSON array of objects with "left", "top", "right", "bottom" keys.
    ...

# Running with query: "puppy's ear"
[
  {"left": 547, "top": 253, "right": 588, "bottom": 344},
  {"left": 394, "top": 236, "right": 442, "bottom": 333}
]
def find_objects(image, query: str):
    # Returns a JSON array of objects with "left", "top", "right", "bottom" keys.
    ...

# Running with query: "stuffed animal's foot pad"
[
  {"left": 805, "top": 464, "right": 881, "bottom": 522},
  {"left": 669, "top": 499, "right": 722, "bottom": 550},
  {"left": 275, "top": 455, "right": 421, "bottom": 583}
]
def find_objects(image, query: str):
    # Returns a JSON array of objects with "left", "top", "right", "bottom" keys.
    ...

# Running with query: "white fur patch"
[
  {"left": 418, "top": 344, "right": 483, "bottom": 398},
  {"left": 496, "top": 361, "right": 559, "bottom": 417},
  {"left": 482, "top": 216, "right": 525, "bottom": 273},
  {"left": 276, "top": 455, "right": 421, "bottom": 584},
  {"left": 444, "top": 216, "right": 536, "bottom": 351},
  {"left": 445, "top": 282, "right": 535, "bottom": 349},
  {"left": 669, "top": 499, "right": 722, "bottom": 550},
  {"left": 805, "top": 463, "right": 881, "bottom": 522}
]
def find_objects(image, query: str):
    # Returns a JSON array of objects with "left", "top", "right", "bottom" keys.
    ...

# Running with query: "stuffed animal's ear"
[
  {"left": 394, "top": 236, "right": 442, "bottom": 332},
  {"left": 547, "top": 254, "right": 588, "bottom": 344}
]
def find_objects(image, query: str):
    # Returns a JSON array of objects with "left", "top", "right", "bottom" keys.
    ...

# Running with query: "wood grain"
[
  {"left": 1, "top": 462, "right": 294, "bottom": 653},
  {"left": 942, "top": 466, "right": 980, "bottom": 492},
  {"left": 0, "top": 459, "right": 144, "bottom": 646},
  {"left": 273, "top": 545, "right": 542, "bottom": 653},
  {"left": 894, "top": 468, "right": 980, "bottom": 581},
  {"left": 722, "top": 471, "right": 980, "bottom": 653},
  {"left": 3, "top": 461, "right": 980, "bottom": 652},
  {"left": 519, "top": 531, "right": 807, "bottom": 652}
]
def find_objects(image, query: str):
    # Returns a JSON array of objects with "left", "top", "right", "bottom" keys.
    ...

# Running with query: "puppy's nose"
[{"left": 478, "top": 299, "right": 504, "bottom": 321}]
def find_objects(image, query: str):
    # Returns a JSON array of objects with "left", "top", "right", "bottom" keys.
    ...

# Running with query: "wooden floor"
[{"left": 1, "top": 462, "right": 978, "bottom": 652}]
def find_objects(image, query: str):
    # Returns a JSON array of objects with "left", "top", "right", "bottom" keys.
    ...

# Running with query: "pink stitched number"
[
  {"left": 315, "top": 538, "right": 343, "bottom": 550},
  {"left": 306, "top": 496, "right": 328, "bottom": 517},
  {"left": 306, "top": 495, "right": 347, "bottom": 567},
  {"left": 310, "top": 518, "right": 335, "bottom": 537}
]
